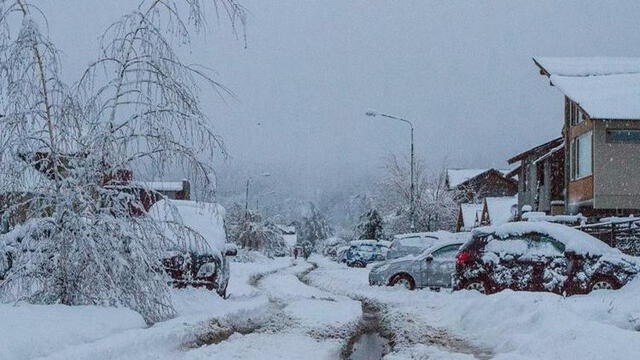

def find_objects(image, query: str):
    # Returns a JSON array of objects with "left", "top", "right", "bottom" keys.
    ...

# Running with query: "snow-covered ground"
[
  {"left": 2, "top": 252, "right": 640, "bottom": 359},
  {"left": 309, "top": 256, "right": 640, "bottom": 360}
]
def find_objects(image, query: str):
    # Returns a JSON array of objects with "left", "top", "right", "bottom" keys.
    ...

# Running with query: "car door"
[
  {"left": 424, "top": 244, "right": 463, "bottom": 287},
  {"left": 527, "top": 234, "right": 568, "bottom": 293},
  {"left": 485, "top": 235, "right": 536, "bottom": 291}
]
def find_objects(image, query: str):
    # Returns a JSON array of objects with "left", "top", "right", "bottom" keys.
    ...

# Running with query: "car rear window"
[{"left": 459, "top": 234, "right": 488, "bottom": 252}]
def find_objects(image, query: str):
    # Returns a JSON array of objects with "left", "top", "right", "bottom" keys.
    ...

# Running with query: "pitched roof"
[
  {"left": 484, "top": 196, "right": 517, "bottom": 226},
  {"left": 507, "top": 137, "right": 563, "bottom": 164},
  {"left": 533, "top": 57, "right": 640, "bottom": 120},
  {"left": 460, "top": 203, "right": 483, "bottom": 231},
  {"left": 446, "top": 168, "right": 512, "bottom": 189}
]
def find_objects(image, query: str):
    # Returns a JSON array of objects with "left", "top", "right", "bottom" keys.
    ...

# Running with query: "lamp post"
[
  {"left": 365, "top": 110, "right": 416, "bottom": 230},
  {"left": 245, "top": 173, "right": 271, "bottom": 219}
]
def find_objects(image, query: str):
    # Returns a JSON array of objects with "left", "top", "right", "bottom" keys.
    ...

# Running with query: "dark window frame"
[{"left": 606, "top": 129, "right": 640, "bottom": 144}]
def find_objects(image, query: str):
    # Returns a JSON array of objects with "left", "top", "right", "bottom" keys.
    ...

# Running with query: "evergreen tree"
[
  {"left": 355, "top": 209, "right": 384, "bottom": 240},
  {"left": 298, "top": 203, "right": 333, "bottom": 247}
]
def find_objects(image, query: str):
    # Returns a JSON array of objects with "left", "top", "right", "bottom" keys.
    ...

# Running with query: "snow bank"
[{"left": 0, "top": 303, "right": 144, "bottom": 360}]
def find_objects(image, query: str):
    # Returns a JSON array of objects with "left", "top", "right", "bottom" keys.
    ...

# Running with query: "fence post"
[{"left": 610, "top": 223, "right": 616, "bottom": 248}]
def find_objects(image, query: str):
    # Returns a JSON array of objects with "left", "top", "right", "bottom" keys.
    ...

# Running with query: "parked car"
[
  {"left": 336, "top": 245, "right": 351, "bottom": 263},
  {"left": 148, "top": 199, "right": 237, "bottom": 297},
  {"left": 453, "top": 222, "right": 640, "bottom": 295},
  {"left": 346, "top": 240, "right": 391, "bottom": 267},
  {"left": 387, "top": 231, "right": 468, "bottom": 260},
  {"left": 369, "top": 238, "right": 465, "bottom": 290}
]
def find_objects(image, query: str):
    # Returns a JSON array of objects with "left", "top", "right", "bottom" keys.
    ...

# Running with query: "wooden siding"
[{"left": 568, "top": 175, "right": 593, "bottom": 205}]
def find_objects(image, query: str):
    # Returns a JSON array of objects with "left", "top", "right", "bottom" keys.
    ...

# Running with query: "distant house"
[
  {"left": 445, "top": 168, "right": 518, "bottom": 203},
  {"left": 131, "top": 180, "right": 191, "bottom": 201},
  {"left": 455, "top": 203, "right": 483, "bottom": 232},
  {"left": 533, "top": 57, "right": 640, "bottom": 218},
  {"left": 447, "top": 168, "right": 517, "bottom": 232},
  {"left": 507, "top": 137, "right": 565, "bottom": 216},
  {"left": 480, "top": 196, "right": 518, "bottom": 226}
]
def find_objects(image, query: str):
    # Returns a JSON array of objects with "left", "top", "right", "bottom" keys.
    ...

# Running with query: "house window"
[
  {"left": 570, "top": 103, "right": 584, "bottom": 126},
  {"left": 606, "top": 129, "right": 640, "bottom": 144},
  {"left": 571, "top": 131, "right": 592, "bottom": 180}
]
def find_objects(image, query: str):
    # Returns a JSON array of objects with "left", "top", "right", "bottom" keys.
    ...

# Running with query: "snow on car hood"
[{"left": 148, "top": 199, "right": 228, "bottom": 254}]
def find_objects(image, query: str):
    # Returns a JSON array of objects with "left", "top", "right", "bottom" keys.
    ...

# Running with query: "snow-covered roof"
[
  {"left": 460, "top": 203, "right": 483, "bottom": 231},
  {"left": 446, "top": 168, "right": 511, "bottom": 189},
  {"left": 534, "top": 57, "right": 640, "bottom": 120},
  {"left": 147, "top": 199, "right": 227, "bottom": 253},
  {"left": 132, "top": 181, "right": 185, "bottom": 192},
  {"left": 534, "top": 57, "right": 640, "bottom": 77},
  {"left": 484, "top": 196, "right": 517, "bottom": 226},
  {"left": 473, "top": 221, "right": 623, "bottom": 256},
  {"left": 551, "top": 73, "right": 640, "bottom": 120}
]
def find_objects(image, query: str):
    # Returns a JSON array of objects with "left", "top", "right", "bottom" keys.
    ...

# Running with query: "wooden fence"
[{"left": 575, "top": 218, "right": 640, "bottom": 256}]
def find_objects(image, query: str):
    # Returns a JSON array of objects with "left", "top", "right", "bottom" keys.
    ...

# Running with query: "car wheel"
[
  {"left": 589, "top": 277, "right": 619, "bottom": 292},
  {"left": 389, "top": 274, "right": 416, "bottom": 290},
  {"left": 462, "top": 279, "right": 489, "bottom": 294}
]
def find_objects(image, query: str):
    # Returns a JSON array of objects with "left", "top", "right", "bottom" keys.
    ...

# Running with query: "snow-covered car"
[
  {"left": 148, "top": 199, "right": 237, "bottom": 297},
  {"left": 345, "top": 240, "right": 391, "bottom": 268},
  {"left": 369, "top": 238, "right": 465, "bottom": 290},
  {"left": 453, "top": 222, "right": 640, "bottom": 295},
  {"left": 336, "top": 245, "right": 351, "bottom": 263},
  {"left": 387, "top": 231, "right": 467, "bottom": 260}
]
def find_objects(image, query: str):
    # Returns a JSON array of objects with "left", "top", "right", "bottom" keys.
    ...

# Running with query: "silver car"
[{"left": 368, "top": 239, "right": 465, "bottom": 290}]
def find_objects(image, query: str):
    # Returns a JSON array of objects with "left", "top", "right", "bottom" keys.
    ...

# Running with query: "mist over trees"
[{"left": 216, "top": 153, "right": 458, "bottom": 247}]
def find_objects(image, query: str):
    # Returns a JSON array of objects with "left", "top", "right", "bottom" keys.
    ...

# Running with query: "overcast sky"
[{"left": 40, "top": 0, "right": 640, "bottom": 194}]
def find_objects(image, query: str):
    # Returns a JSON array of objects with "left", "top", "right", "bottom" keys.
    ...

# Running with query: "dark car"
[
  {"left": 453, "top": 222, "right": 640, "bottom": 295},
  {"left": 149, "top": 199, "right": 237, "bottom": 298}
]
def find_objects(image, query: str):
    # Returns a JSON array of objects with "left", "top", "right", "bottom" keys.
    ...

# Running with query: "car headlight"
[{"left": 197, "top": 262, "right": 217, "bottom": 278}]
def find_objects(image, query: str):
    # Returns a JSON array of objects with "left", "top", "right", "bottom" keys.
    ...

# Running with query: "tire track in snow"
[
  {"left": 186, "top": 263, "right": 296, "bottom": 348},
  {"left": 302, "top": 259, "right": 494, "bottom": 359}
]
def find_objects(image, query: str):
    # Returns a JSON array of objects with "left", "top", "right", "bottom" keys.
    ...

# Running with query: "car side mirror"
[
  {"left": 425, "top": 254, "right": 433, "bottom": 262},
  {"left": 224, "top": 244, "right": 238, "bottom": 257}
]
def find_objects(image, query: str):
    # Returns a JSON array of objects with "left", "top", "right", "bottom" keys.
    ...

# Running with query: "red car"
[{"left": 453, "top": 222, "right": 640, "bottom": 295}]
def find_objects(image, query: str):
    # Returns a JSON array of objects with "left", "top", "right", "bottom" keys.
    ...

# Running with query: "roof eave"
[
  {"left": 507, "top": 137, "right": 563, "bottom": 164},
  {"left": 532, "top": 57, "right": 551, "bottom": 78}
]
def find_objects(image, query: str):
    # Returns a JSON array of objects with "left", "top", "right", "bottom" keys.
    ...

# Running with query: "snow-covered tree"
[
  {"left": 297, "top": 203, "right": 334, "bottom": 247},
  {"left": 354, "top": 209, "right": 385, "bottom": 240},
  {"left": 225, "top": 203, "right": 287, "bottom": 257},
  {"left": 0, "top": 0, "right": 244, "bottom": 324},
  {"left": 374, "top": 154, "right": 458, "bottom": 234}
]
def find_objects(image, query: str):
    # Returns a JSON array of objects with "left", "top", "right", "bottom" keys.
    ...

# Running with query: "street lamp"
[
  {"left": 366, "top": 110, "right": 416, "bottom": 230},
  {"left": 245, "top": 172, "right": 271, "bottom": 218}
]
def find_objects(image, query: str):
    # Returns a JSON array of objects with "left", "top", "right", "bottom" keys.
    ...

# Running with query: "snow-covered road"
[{"left": 3, "top": 252, "right": 640, "bottom": 359}]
